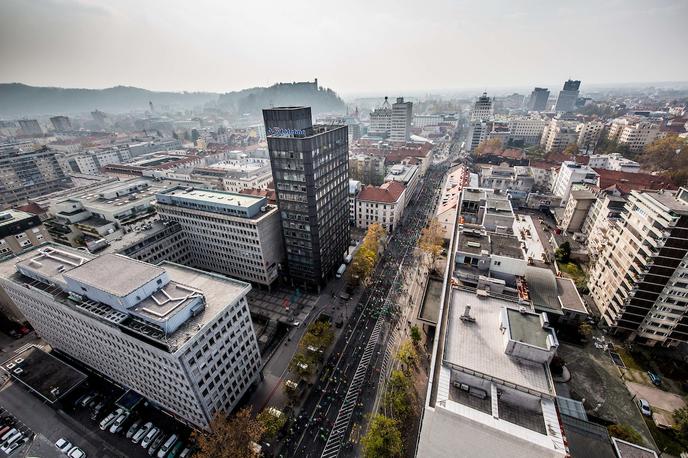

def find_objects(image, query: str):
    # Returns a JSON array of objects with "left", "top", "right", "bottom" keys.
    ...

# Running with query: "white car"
[
  {"left": 68, "top": 446, "right": 86, "bottom": 458},
  {"left": 638, "top": 399, "right": 652, "bottom": 417},
  {"left": 55, "top": 438, "right": 72, "bottom": 453},
  {"left": 109, "top": 412, "right": 129, "bottom": 434},
  {"left": 132, "top": 422, "right": 153, "bottom": 444},
  {"left": 99, "top": 408, "right": 124, "bottom": 431},
  {"left": 156, "top": 434, "right": 177, "bottom": 458},
  {"left": 140, "top": 427, "right": 160, "bottom": 449}
]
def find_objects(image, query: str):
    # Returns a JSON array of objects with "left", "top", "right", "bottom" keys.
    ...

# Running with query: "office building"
[
  {"left": 50, "top": 116, "right": 72, "bottom": 132},
  {"left": 155, "top": 187, "right": 284, "bottom": 287},
  {"left": 369, "top": 97, "right": 392, "bottom": 138},
  {"left": 466, "top": 121, "right": 488, "bottom": 152},
  {"left": 588, "top": 153, "right": 640, "bottom": 173},
  {"left": 187, "top": 158, "right": 273, "bottom": 193},
  {"left": 390, "top": 97, "right": 413, "bottom": 142},
  {"left": 527, "top": 87, "right": 550, "bottom": 112},
  {"left": 355, "top": 181, "right": 406, "bottom": 232},
  {"left": 0, "top": 245, "right": 261, "bottom": 429},
  {"left": 263, "top": 107, "right": 349, "bottom": 288},
  {"left": 384, "top": 163, "right": 419, "bottom": 204},
  {"left": 588, "top": 188, "right": 688, "bottom": 346},
  {"left": 349, "top": 180, "right": 362, "bottom": 224},
  {"left": 0, "top": 145, "right": 72, "bottom": 209},
  {"left": 554, "top": 80, "right": 580, "bottom": 113},
  {"left": 470, "top": 93, "right": 493, "bottom": 121},
  {"left": 0, "top": 210, "right": 51, "bottom": 258},
  {"left": 551, "top": 161, "right": 599, "bottom": 203},
  {"left": 508, "top": 117, "right": 548, "bottom": 146},
  {"left": 70, "top": 148, "right": 132, "bottom": 175},
  {"left": 17, "top": 119, "right": 43, "bottom": 136}
]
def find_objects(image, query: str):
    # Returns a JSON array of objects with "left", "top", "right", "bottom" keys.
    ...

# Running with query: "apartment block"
[
  {"left": 551, "top": 161, "right": 599, "bottom": 203},
  {"left": 0, "top": 210, "right": 51, "bottom": 258},
  {"left": 349, "top": 153, "right": 386, "bottom": 186},
  {"left": 608, "top": 117, "right": 662, "bottom": 154},
  {"left": 588, "top": 188, "right": 688, "bottom": 346},
  {"left": 0, "top": 245, "right": 261, "bottom": 429},
  {"left": 540, "top": 119, "right": 579, "bottom": 153},
  {"left": 576, "top": 121, "right": 604, "bottom": 152},
  {"left": 155, "top": 187, "right": 284, "bottom": 287}
]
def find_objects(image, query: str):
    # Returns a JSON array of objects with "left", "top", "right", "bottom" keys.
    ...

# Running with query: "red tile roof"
[
  {"left": 16, "top": 202, "right": 47, "bottom": 215},
  {"left": 239, "top": 186, "right": 277, "bottom": 205},
  {"left": 594, "top": 168, "right": 675, "bottom": 195},
  {"left": 357, "top": 181, "right": 406, "bottom": 203}
]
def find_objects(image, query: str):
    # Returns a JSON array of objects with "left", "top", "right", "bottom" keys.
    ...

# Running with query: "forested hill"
[{"left": 218, "top": 80, "right": 346, "bottom": 115}]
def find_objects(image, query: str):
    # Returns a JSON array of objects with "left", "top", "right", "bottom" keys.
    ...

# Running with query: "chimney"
[{"left": 460, "top": 305, "right": 476, "bottom": 323}]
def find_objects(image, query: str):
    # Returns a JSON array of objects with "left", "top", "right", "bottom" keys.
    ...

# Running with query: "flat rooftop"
[
  {"left": 506, "top": 309, "right": 550, "bottom": 348},
  {"left": 16, "top": 245, "right": 93, "bottom": 283},
  {"left": 0, "top": 209, "right": 35, "bottom": 227},
  {"left": 444, "top": 288, "right": 553, "bottom": 395},
  {"left": 490, "top": 233, "right": 523, "bottom": 258},
  {"left": 1, "top": 346, "right": 87, "bottom": 403},
  {"left": 64, "top": 254, "right": 165, "bottom": 298},
  {"left": 648, "top": 189, "right": 688, "bottom": 215},
  {"left": 61, "top": 178, "right": 165, "bottom": 214},
  {"left": 156, "top": 187, "right": 270, "bottom": 219}
]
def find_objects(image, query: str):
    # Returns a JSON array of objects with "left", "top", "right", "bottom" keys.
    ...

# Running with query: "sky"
[{"left": 1, "top": 0, "right": 687, "bottom": 96}]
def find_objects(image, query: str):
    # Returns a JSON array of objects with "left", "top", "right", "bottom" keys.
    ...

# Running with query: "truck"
[{"left": 335, "top": 264, "right": 346, "bottom": 278}]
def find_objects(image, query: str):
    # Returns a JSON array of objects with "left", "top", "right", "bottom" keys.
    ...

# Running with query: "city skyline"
[{"left": 2, "top": 0, "right": 687, "bottom": 95}]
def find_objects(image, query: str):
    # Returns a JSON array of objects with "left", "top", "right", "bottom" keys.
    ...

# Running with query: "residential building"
[
  {"left": 588, "top": 153, "right": 640, "bottom": 173},
  {"left": 355, "top": 181, "right": 406, "bottom": 232},
  {"left": 349, "top": 153, "right": 385, "bottom": 186},
  {"left": 349, "top": 180, "right": 362, "bottom": 224},
  {"left": 0, "top": 145, "right": 72, "bottom": 209},
  {"left": 436, "top": 166, "right": 469, "bottom": 240},
  {"left": 588, "top": 188, "right": 688, "bottom": 346},
  {"left": 50, "top": 116, "right": 72, "bottom": 132},
  {"left": 155, "top": 187, "right": 284, "bottom": 287},
  {"left": 608, "top": 117, "right": 662, "bottom": 154},
  {"left": 581, "top": 190, "right": 627, "bottom": 263},
  {"left": 263, "top": 107, "right": 349, "bottom": 288},
  {"left": 413, "top": 115, "right": 443, "bottom": 128},
  {"left": 368, "top": 97, "right": 392, "bottom": 138},
  {"left": 508, "top": 117, "right": 548, "bottom": 146},
  {"left": 466, "top": 121, "right": 488, "bottom": 152},
  {"left": 17, "top": 119, "right": 43, "bottom": 136},
  {"left": 559, "top": 189, "right": 597, "bottom": 233},
  {"left": 384, "top": 163, "right": 419, "bottom": 204},
  {"left": 0, "top": 245, "right": 261, "bottom": 429},
  {"left": 390, "top": 97, "right": 413, "bottom": 143},
  {"left": 576, "top": 121, "right": 604, "bottom": 152},
  {"left": 70, "top": 148, "right": 132, "bottom": 175},
  {"left": 527, "top": 87, "right": 550, "bottom": 112},
  {"left": 459, "top": 188, "right": 515, "bottom": 232},
  {"left": 541, "top": 118, "right": 579, "bottom": 152},
  {"left": 551, "top": 161, "right": 599, "bottom": 202},
  {"left": 554, "top": 79, "right": 580, "bottom": 113},
  {"left": 0, "top": 210, "right": 51, "bottom": 258},
  {"left": 470, "top": 93, "right": 493, "bottom": 121},
  {"left": 479, "top": 165, "right": 534, "bottom": 196}
]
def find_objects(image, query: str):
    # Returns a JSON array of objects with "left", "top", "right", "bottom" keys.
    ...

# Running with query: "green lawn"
[{"left": 557, "top": 261, "right": 587, "bottom": 285}]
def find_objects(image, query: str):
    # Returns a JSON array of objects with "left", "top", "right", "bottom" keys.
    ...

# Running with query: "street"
[{"left": 280, "top": 154, "right": 453, "bottom": 458}]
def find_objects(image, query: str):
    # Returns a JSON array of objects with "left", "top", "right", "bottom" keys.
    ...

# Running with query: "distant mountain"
[
  {"left": 0, "top": 83, "right": 218, "bottom": 117},
  {"left": 0, "top": 81, "right": 347, "bottom": 118},
  {"left": 218, "top": 80, "right": 346, "bottom": 116}
]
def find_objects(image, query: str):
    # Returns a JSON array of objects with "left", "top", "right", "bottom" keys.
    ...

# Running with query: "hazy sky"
[{"left": 1, "top": 0, "right": 687, "bottom": 96}]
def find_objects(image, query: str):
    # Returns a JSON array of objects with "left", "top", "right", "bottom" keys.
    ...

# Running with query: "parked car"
[
  {"left": 99, "top": 408, "right": 124, "bottom": 430},
  {"left": 166, "top": 440, "right": 184, "bottom": 458},
  {"left": 157, "top": 434, "right": 178, "bottom": 458},
  {"left": 90, "top": 401, "right": 106, "bottom": 421},
  {"left": 109, "top": 412, "right": 130, "bottom": 434},
  {"left": 638, "top": 399, "right": 652, "bottom": 417},
  {"left": 4, "top": 437, "right": 27, "bottom": 455},
  {"left": 67, "top": 446, "right": 86, "bottom": 458},
  {"left": 126, "top": 420, "right": 142, "bottom": 439},
  {"left": 79, "top": 392, "right": 98, "bottom": 408},
  {"left": 141, "top": 427, "right": 160, "bottom": 449},
  {"left": 1, "top": 429, "right": 18, "bottom": 443},
  {"left": 148, "top": 433, "right": 165, "bottom": 456},
  {"left": 133, "top": 422, "right": 153, "bottom": 444},
  {"left": 0, "top": 432, "right": 23, "bottom": 451},
  {"left": 647, "top": 371, "right": 662, "bottom": 386},
  {"left": 55, "top": 438, "right": 72, "bottom": 453}
]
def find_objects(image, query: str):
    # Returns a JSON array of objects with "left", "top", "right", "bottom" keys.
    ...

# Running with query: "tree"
[
  {"left": 194, "top": 407, "right": 265, "bottom": 458},
  {"left": 289, "top": 352, "right": 315, "bottom": 377},
  {"left": 419, "top": 218, "right": 444, "bottom": 269},
  {"left": 361, "top": 414, "right": 403, "bottom": 458},
  {"left": 349, "top": 223, "right": 385, "bottom": 286},
  {"left": 640, "top": 135, "right": 688, "bottom": 186},
  {"left": 673, "top": 407, "right": 688, "bottom": 436},
  {"left": 555, "top": 241, "right": 571, "bottom": 264},
  {"left": 608, "top": 424, "right": 643, "bottom": 446},
  {"left": 257, "top": 408, "right": 287, "bottom": 441},
  {"left": 410, "top": 325, "right": 422, "bottom": 346},
  {"left": 384, "top": 370, "right": 415, "bottom": 421},
  {"left": 561, "top": 144, "right": 579, "bottom": 157},
  {"left": 396, "top": 341, "right": 418, "bottom": 373},
  {"left": 579, "top": 322, "right": 593, "bottom": 338},
  {"left": 474, "top": 138, "right": 503, "bottom": 156}
]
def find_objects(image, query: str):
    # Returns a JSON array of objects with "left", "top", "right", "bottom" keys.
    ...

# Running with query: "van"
[
  {"left": 335, "top": 264, "right": 346, "bottom": 278},
  {"left": 157, "top": 434, "right": 177, "bottom": 458}
]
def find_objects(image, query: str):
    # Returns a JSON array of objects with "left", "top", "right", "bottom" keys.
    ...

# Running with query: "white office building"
[
  {"left": 470, "top": 93, "right": 493, "bottom": 121},
  {"left": 390, "top": 97, "right": 413, "bottom": 142},
  {"left": 540, "top": 119, "right": 580, "bottom": 152},
  {"left": 551, "top": 161, "right": 599, "bottom": 203},
  {"left": 587, "top": 153, "right": 640, "bottom": 173},
  {"left": 155, "top": 187, "right": 284, "bottom": 287},
  {"left": 576, "top": 121, "right": 604, "bottom": 152},
  {"left": 0, "top": 245, "right": 261, "bottom": 430}
]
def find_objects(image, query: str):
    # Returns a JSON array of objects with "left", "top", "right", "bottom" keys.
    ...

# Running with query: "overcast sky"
[{"left": 1, "top": 0, "right": 687, "bottom": 96}]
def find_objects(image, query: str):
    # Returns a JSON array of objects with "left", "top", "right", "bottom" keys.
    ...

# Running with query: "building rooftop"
[
  {"left": 506, "top": 308, "right": 550, "bottom": 348},
  {"left": 595, "top": 169, "right": 674, "bottom": 195},
  {"left": 357, "top": 181, "right": 406, "bottom": 204},
  {"left": 0, "top": 209, "right": 36, "bottom": 227},
  {"left": 156, "top": 186, "right": 273, "bottom": 219},
  {"left": 444, "top": 288, "right": 554, "bottom": 395},
  {"left": 645, "top": 188, "right": 688, "bottom": 215},
  {"left": 611, "top": 438, "right": 658, "bottom": 458},
  {"left": 64, "top": 254, "right": 165, "bottom": 298}
]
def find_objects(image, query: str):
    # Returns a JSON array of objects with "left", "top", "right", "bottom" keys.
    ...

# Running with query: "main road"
[{"left": 280, "top": 151, "right": 453, "bottom": 458}]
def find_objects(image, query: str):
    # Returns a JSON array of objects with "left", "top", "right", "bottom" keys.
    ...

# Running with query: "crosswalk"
[{"left": 320, "top": 318, "right": 383, "bottom": 458}]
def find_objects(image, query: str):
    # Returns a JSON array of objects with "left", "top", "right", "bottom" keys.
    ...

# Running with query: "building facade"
[
  {"left": 527, "top": 87, "right": 550, "bottom": 112},
  {"left": 263, "top": 107, "right": 349, "bottom": 288},
  {"left": 588, "top": 188, "right": 688, "bottom": 346},
  {"left": 554, "top": 79, "right": 580, "bottom": 113},
  {"left": 390, "top": 97, "right": 413, "bottom": 142},
  {"left": 155, "top": 187, "right": 284, "bottom": 287},
  {"left": 0, "top": 245, "right": 261, "bottom": 429},
  {"left": 355, "top": 181, "right": 405, "bottom": 232},
  {"left": 551, "top": 161, "right": 599, "bottom": 203}
]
